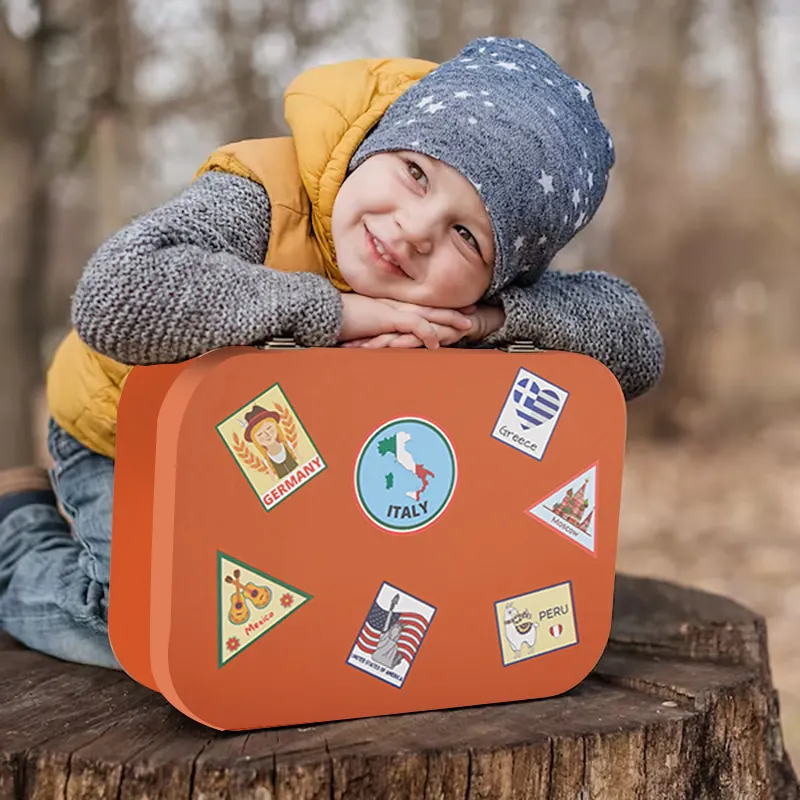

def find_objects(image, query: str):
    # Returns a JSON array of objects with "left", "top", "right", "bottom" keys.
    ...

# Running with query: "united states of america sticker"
[
  {"left": 490, "top": 367, "right": 569, "bottom": 461},
  {"left": 346, "top": 582, "right": 436, "bottom": 688}
]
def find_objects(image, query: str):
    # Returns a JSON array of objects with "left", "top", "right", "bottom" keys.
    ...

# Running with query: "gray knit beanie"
[{"left": 349, "top": 36, "right": 615, "bottom": 296}]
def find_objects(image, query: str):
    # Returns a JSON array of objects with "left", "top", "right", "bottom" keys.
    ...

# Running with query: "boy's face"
[{"left": 332, "top": 151, "right": 495, "bottom": 308}]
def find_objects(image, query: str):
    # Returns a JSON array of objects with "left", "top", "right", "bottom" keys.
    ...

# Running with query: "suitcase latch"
[
  {"left": 499, "top": 341, "right": 544, "bottom": 353},
  {"left": 256, "top": 338, "right": 305, "bottom": 350}
]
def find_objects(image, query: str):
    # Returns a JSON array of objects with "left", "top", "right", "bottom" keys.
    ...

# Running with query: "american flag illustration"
[{"left": 356, "top": 600, "right": 430, "bottom": 664}]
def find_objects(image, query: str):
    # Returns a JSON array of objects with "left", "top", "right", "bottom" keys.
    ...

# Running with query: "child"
[{"left": 0, "top": 37, "right": 663, "bottom": 669}]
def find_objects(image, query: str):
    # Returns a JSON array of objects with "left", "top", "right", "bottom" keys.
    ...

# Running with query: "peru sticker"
[
  {"left": 490, "top": 367, "right": 568, "bottom": 461},
  {"left": 526, "top": 463, "right": 597, "bottom": 556},
  {"left": 218, "top": 552, "right": 311, "bottom": 667},
  {"left": 346, "top": 582, "right": 436, "bottom": 688},
  {"left": 495, "top": 581, "right": 579, "bottom": 666},
  {"left": 216, "top": 382, "right": 326, "bottom": 512}
]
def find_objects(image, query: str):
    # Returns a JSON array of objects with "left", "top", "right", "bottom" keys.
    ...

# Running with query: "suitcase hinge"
[
  {"left": 256, "top": 337, "right": 305, "bottom": 350},
  {"left": 498, "top": 341, "right": 544, "bottom": 353}
]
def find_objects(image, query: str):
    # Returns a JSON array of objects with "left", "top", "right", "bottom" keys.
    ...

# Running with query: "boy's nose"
[{"left": 395, "top": 209, "right": 436, "bottom": 256}]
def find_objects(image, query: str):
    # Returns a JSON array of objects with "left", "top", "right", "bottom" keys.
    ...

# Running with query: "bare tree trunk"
[
  {"left": 90, "top": 0, "right": 132, "bottom": 241},
  {"left": 609, "top": 0, "right": 704, "bottom": 439},
  {"left": 0, "top": 5, "right": 53, "bottom": 467},
  {"left": 734, "top": 0, "right": 777, "bottom": 184}
]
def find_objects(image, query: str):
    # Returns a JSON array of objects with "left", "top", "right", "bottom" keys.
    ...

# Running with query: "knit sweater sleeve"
[
  {"left": 70, "top": 171, "right": 343, "bottom": 364},
  {"left": 484, "top": 270, "right": 665, "bottom": 401}
]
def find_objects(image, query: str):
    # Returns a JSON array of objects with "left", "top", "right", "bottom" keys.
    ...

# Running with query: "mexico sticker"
[
  {"left": 346, "top": 582, "right": 436, "bottom": 688},
  {"left": 216, "top": 383, "right": 326, "bottom": 512},
  {"left": 354, "top": 418, "right": 457, "bottom": 534},
  {"left": 490, "top": 367, "right": 568, "bottom": 461},
  {"left": 526, "top": 463, "right": 598, "bottom": 556},
  {"left": 218, "top": 552, "right": 311, "bottom": 667},
  {"left": 495, "top": 581, "right": 579, "bottom": 666}
]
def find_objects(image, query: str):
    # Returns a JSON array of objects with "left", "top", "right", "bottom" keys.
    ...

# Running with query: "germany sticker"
[
  {"left": 218, "top": 552, "right": 311, "bottom": 667},
  {"left": 346, "top": 582, "right": 436, "bottom": 688},
  {"left": 216, "top": 383, "right": 326, "bottom": 512},
  {"left": 526, "top": 463, "right": 597, "bottom": 556},
  {"left": 495, "top": 581, "right": 579, "bottom": 666},
  {"left": 354, "top": 417, "right": 457, "bottom": 534},
  {"left": 490, "top": 367, "right": 568, "bottom": 461}
]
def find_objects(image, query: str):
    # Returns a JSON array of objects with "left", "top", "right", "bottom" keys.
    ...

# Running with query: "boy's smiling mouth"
[{"left": 364, "top": 225, "right": 407, "bottom": 278}]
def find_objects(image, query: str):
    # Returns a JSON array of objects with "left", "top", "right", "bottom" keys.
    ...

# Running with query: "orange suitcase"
[{"left": 109, "top": 342, "right": 626, "bottom": 730}]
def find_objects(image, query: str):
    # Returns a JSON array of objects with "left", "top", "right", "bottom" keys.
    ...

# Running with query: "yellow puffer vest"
[{"left": 46, "top": 57, "right": 437, "bottom": 459}]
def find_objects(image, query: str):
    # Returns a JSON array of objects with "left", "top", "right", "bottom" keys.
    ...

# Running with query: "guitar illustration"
[{"left": 225, "top": 569, "right": 272, "bottom": 625}]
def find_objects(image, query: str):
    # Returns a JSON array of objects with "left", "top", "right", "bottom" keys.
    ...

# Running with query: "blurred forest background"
[{"left": 1, "top": 0, "right": 799, "bottom": 763}]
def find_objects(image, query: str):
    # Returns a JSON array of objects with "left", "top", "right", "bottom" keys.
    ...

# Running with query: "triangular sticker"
[
  {"left": 218, "top": 552, "right": 312, "bottom": 667},
  {"left": 526, "top": 463, "right": 598, "bottom": 556}
]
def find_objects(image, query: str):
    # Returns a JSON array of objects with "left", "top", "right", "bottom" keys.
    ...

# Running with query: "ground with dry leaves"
[{"left": 618, "top": 419, "right": 800, "bottom": 767}]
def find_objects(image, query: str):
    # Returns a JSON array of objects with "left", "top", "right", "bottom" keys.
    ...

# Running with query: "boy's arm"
[
  {"left": 481, "top": 270, "right": 665, "bottom": 401},
  {"left": 71, "top": 172, "right": 343, "bottom": 365}
]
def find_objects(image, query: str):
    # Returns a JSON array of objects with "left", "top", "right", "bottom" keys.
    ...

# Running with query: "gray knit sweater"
[{"left": 71, "top": 172, "right": 664, "bottom": 399}]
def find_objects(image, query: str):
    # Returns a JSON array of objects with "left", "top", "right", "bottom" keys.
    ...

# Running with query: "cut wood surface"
[{"left": 1, "top": 575, "right": 797, "bottom": 800}]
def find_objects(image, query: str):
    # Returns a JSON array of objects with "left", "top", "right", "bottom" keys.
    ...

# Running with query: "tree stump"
[{"left": 1, "top": 575, "right": 797, "bottom": 800}]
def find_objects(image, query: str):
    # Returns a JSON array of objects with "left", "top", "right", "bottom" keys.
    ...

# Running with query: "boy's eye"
[
  {"left": 406, "top": 160, "right": 429, "bottom": 188},
  {"left": 456, "top": 225, "right": 481, "bottom": 255}
]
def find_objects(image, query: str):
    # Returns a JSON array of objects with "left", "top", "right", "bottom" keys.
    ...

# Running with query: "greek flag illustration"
[
  {"left": 512, "top": 376, "right": 562, "bottom": 430},
  {"left": 491, "top": 367, "right": 569, "bottom": 461}
]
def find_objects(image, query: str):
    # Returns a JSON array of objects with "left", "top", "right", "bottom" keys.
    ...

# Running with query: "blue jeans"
[{"left": 0, "top": 418, "right": 120, "bottom": 669}]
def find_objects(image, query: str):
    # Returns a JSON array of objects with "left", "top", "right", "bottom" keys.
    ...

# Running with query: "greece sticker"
[
  {"left": 216, "top": 383, "right": 326, "bottom": 512},
  {"left": 495, "top": 581, "right": 579, "bottom": 666},
  {"left": 490, "top": 367, "right": 568, "bottom": 461},
  {"left": 526, "top": 464, "right": 597, "bottom": 556}
]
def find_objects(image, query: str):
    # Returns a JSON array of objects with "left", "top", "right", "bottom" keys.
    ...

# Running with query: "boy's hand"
[
  {"left": 342, "top": 304, "right": 505, "bottom": 349},
  {"left": 339, "top": 295, "right": 473, "bottom": 349}
]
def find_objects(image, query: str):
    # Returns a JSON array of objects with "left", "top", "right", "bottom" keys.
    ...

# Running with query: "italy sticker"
[
  {"left": 490, "top": 367, "right": 569, "bottom": 461},
  {"left": 495, "top": 581, "right": 579, "bottom": 667},
  {"left": 216, "top": 383, "right": 326, "bottom": 512},
  {"left": 526, "top": 463, "right": 598, "bottom": 556},
  {"left": 218, "top": 552, "right": 311, "bottom": 667}
]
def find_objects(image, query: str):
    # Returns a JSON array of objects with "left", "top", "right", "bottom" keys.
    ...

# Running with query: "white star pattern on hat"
[
  {"left": 454, "top": 91, "right": 472, "bottom": 98},
  {"left": 587, "top": 170, "right": 594, "bottom": 188},
  {"left": 538, "top": 235, "right": 548, "bottom": 245},
  {"left": 496, "top": 62, "right": 521, "bottom": 71},
  {"left": 514, "top": 236, "right": 525, "bottom": 251},
  {"left": 537, "top": 170, "right": 555, "bottom": 194},
  {"left": 484, "top": 101, "right": 495, "bottom": 107},
  {"left": 424, "top": 101, "right": 446, "bottom": 114},
  {"left": 574, "top": 210, "right": 587, "bottom": 228},
  {"left": 547, "top": 107, "right": 557, "bottom": 116},
  {"left": 544, "top": 78, "right": 554, "bottom": 86},
  {"left": 417, "top": 96, "right": 435, "bottom": 108},
  {"left": 575, "top": 82, "right": 591, "bottom": 102},
  {"left": 467, "top": 116, "right": 477, "bottom": 124},
  {"left": 572, "top": 188, "right": 581, "bottom": 208}
]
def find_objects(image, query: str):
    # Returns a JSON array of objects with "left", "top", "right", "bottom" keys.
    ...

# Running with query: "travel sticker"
[
  {"left": 526, "top": 463, "right": 597, "bottom": 556},
  {"left": 354, "top": 418, "right": 457, "bottom": 534},
  {"left": 346, "top": 582, "right": 436, "bottom": 688},
  {"left": 218, "top": 551, "right": 311, "bottom": 667},
  {"left": 490, "top": 367, "right": 569, "bottom": 461},
  {"left": 216, "top": 383, "right": 326, "bottom": 512},
  {"left": 495, "top": 581, "right": 579, "bottom": 666}
]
